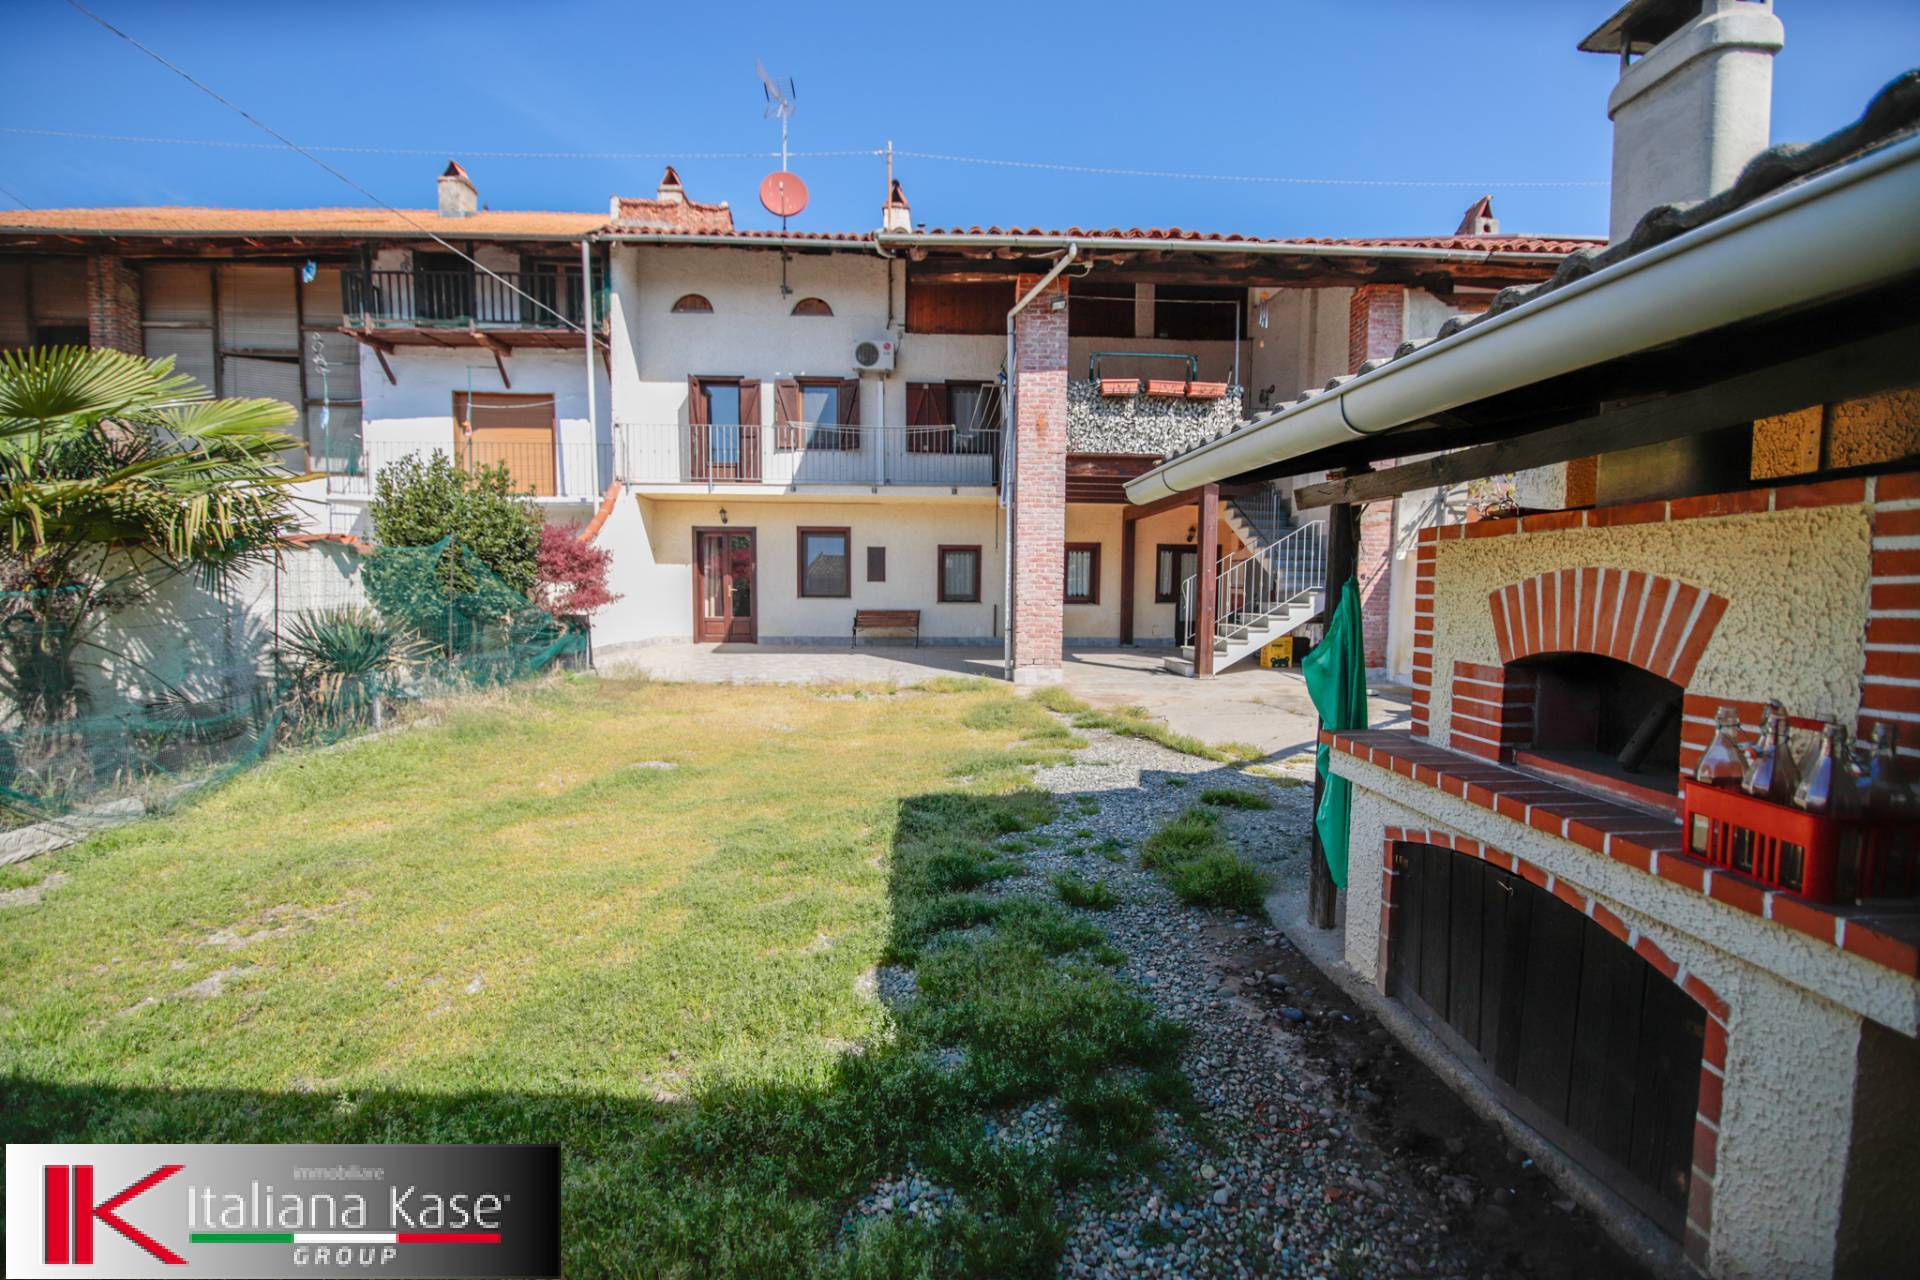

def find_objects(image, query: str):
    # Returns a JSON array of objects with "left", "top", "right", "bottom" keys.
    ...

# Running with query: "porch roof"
[{"left": 1123, "top": 69, "right": 1920, "bottom": 504}]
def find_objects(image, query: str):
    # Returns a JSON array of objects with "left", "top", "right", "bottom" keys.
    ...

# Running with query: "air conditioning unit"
[{"left": 851, "top": 334, "right": 897, "bottom": 373}]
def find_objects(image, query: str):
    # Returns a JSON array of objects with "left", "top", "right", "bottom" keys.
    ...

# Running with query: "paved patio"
[{"left": 596, "top": 643, "right": 1411, "bottom": 759}]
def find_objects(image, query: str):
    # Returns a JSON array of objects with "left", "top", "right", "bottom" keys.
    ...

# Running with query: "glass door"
[{"left": 695, "top": 529, "right": 755, "bottom": 642}]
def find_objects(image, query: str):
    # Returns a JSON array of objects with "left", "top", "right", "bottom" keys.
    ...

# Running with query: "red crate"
[{"left": 1681, "top": 780, "right": 1916, "bottom": 904}]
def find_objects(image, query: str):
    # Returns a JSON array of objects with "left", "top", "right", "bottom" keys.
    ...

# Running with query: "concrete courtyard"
[{"left": 596, "top": 643, "right": 1413, "bottom": 760}]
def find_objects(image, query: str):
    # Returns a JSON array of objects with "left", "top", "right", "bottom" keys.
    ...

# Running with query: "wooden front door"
[
  {"left": 694, "top": 528, "right": 756, "bottom": 642},
  {"left": 453, "top": 392, "right": 557, "bottom": 496},
  {"left": 1391, "top": 841, "right": 1703, "bottom": 1236}
]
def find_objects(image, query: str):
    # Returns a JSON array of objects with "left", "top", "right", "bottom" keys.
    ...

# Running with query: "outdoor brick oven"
[{"left": 1329, "top": 472, "right": 1920, "bottom": 1276}]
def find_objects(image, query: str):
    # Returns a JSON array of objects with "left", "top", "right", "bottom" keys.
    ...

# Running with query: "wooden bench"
[{"left": 852, "top": 609, "right": 920, "bottom": 648}]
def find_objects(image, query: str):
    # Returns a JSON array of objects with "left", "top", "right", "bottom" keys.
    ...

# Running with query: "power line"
[
  {"left": 2, "top": 124, "right": 1607, "bottom": 190},
  {"left": 892, "top": 150, "right": 1608, "bottom": 189},
  {"left": 0, "top": 126, "right": 878, "bottom": 162},
  {"left": 56, "top": 1, "right": 596, "bottom": 342},
  {"left": 0, "top": 182, "right": 33, "bottom": 211}
]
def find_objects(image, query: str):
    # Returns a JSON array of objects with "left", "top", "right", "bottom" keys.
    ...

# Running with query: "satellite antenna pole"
[{"left": 757, "top": 60, "right": 805, "bottom": 296}]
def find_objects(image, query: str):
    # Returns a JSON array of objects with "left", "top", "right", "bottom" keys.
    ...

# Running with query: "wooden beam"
[
  {"left": 336, "top": 325, "right": 397, "bottom": 385},
  {"left": 472, "top": 329, "right": 512, "bottom": 388},
  {"left": 1291, "top": 322, "right": 1920, "bottom": 510},
  {"left": 1120, "top": 518, "right": 1136, "bottom": 646},
  {"left": 1195, "top": 483, "right": 1219, "bottom": 679}
]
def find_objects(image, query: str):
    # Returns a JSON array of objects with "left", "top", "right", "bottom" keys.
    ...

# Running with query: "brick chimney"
[
  {"left": 1581, "top": 0, "right": 1783, "bottom": 242},
  {"left": 438, "top": 160, "right": 477, "bottom": 218},
  {"left": 655, "top": 165, "right": 686, "bottom": 206},
  {"left": 882, "top": 179, "right": 912, "bottom": 232}
]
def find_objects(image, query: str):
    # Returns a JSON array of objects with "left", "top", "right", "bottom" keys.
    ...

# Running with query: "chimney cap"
[
  {"left": 1454, "top": 195, "right": 1498, "bottom": 236},
  {"left": 886, "top": 179, "right": 909, "bottom": 209},
  {"left": 441, "top": 159, "right": 474, "bottom": 183},
  {"left": 1580, "top": 0, "right": 1725, "bottom": 56}
]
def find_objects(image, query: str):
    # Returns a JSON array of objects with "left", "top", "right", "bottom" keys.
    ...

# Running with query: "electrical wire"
[
  {"left": 0, "top": 182, "right": 33, "bottom": 211},
  {"left": 1, "top": 124, "right": 1607, "bottom": 189},
  {"left": 56, "top": 0, "right": 600, "bottom": 343}
]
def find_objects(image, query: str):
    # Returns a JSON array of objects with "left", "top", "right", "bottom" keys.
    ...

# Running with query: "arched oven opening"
[{"left": 1513, "top": 652, "right": 1686, "bottom": 810}]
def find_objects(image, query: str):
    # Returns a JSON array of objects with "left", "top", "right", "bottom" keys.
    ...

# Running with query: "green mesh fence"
[{"left": 0, "top": 535, "right": 585, "bottom": 828}]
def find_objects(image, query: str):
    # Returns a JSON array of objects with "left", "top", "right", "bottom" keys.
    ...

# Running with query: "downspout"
[
  {"left": 581, "top": 237, "right": 599, "bottom": 493},
  {"left": 1001, "top": 242, "right": 1080, "bottom": 679}
]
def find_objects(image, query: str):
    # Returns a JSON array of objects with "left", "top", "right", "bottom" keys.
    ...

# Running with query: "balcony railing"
[
  {"left": 341, "top": 269, "right": 608, "bottom": 331},
  {"left": 617, "top": 422, "right": 1002, "bottom": 489},
  {"left": 325, "top": 440, "right": 607, "bottom": 500}
]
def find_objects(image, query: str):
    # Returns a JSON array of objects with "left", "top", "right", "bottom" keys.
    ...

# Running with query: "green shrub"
[
  {"left": 1199, "top": 786, "right": 1274, "bottom": 811},
  {"left": 1163, "top": 851, "right": 1270, "bottom": 914},
  {"left": 1051, "top": 872, "right": 1118, "bottom": 911}
]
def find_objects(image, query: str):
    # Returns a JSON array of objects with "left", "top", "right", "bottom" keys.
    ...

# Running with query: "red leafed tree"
[{"left": 533, "top": 523, "right": 621, "bottom": 618}]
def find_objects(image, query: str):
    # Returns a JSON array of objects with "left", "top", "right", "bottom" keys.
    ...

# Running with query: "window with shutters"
[
  {"left": 687, "top": 377, "right": 762, "bottom": 482},
  {"left": 906, "top": 380, "right": 999, "bottom": 454},
  {"left": 798, "top": 527, "right": 851, "bottom": 598},
  {"left": 774, "top": 377, "right": 859, "bottom": 451},
  {"left": 938, "top": 546, "right": 981, "bottom": 603},
  {"left": 1064, "top": 543, "right": 1101, "bottom": 605}
]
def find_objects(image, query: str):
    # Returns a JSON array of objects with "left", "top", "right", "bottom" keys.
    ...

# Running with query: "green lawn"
[{"left": 0, "top": 673, "right": 1192, "bottom": 1277}]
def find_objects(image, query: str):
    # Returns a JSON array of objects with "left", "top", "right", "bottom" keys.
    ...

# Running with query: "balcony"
[
  {"left": 325, "top": 440, "right": 608, "bottom": 501},
  {"left": 618, "top": 422, "right": 1002, "bottom": 491},
  {"left": 340, "top": 269, "right": 608, "bottom": 347}
]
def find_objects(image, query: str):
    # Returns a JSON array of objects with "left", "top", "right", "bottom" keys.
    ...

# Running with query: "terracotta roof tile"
[
  {"left": 905, "top": 226, "right": 1601, "bottom": 254},
  {"left": 0, "top": 207, "right": 604, "bottom": 239},
  {"left": 610, "top": 195, "right": 734, "bottom": 234}
]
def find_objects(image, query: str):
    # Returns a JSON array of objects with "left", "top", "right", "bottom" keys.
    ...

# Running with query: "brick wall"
[
  {"left": 1347, "top": 283, "right": 1404, "bottom": 374},
  {"left": 1346, "top": 287, "right": 1405, "bottom": 666},
  {"left": 86, "top": 255, "right": 142, "bottom": 355},
  {"left": 1009, "top": 273, "right": 1068, "bottom": 682}
]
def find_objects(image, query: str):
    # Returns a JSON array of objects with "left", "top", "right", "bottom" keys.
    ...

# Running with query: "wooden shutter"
[
  {"left": 687, "top": 376, "right": 708, "bottom": 479},
  {"left": 774, "top": 378, "right": 802, "bottom": 449},
  {"left": 738, "top": 379, "right": 763, "bottom": 478},
  {"left": 906, "top": 382, "right": 949, "bottom": 453},
  {"left": 838, "top": 377, "right": 861, "bottom": 450}
]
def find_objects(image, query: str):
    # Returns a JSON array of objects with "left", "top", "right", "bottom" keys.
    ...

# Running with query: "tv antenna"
[{"left": 756, "top": 60, "right": 808, "bottom": 296}]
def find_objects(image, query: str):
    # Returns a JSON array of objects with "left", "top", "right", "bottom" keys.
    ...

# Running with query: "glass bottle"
[
  {"left": 1742, "top": 707, "right": 1800, "bottom": 804},
  {"left": 1861, "top": 724, "right": 1916, "bottom": 820},
  {"left": 1794, "top": 722, "right": 1860, "bottom": 816},
  {"left": 1694, "top": 706, "right": 1748, "bottom": 786}
]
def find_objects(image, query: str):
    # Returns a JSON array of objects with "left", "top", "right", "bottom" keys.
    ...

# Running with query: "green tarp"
[{"left": 1302, "top": 578, "right": 1368, "bottom": 889}]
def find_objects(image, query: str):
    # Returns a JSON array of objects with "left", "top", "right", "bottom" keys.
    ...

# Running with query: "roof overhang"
[{"left": 1124, "top": 129, "right": 1920, "bottom": 504}]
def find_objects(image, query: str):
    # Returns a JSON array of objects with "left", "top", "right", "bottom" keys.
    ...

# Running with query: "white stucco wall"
[
  {"left": 1333, "top": 753, "right": 1910, "bottom": 1279},
  {"left": 1423, "top": 503, "right": 1875, "bottom": 743},
  {"left": 610, "top": 244, "right": 1002, "bottom": 445},
  {"left": 596, "top": 494, "right": 1005, "bottom": 645}
]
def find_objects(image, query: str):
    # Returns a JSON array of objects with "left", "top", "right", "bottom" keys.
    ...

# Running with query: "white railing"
[
  {"left": 325, "top": 440, "right": 605, "bottom": 500},
  {"left": 615, "top": 422, "right": 1002, "bottom": 490},
  {"left": 1180, "top": 519, "right": 1329, "bottom": 648}
]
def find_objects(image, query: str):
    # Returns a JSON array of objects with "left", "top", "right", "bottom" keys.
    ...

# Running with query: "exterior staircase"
[{"left": 1164, "top": 516, "right": 1328, "bottom": 676}]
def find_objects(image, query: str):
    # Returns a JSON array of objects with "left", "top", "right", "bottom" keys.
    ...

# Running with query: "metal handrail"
[
  {"left": 1179, "top": 519, "right": 1328, "bottom": 649},
  {"left": 341, "top": 269, "right": 609, "bottom": 330}
]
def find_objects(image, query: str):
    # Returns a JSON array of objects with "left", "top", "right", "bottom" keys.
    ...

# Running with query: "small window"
[
  {"left": 801, "top": 382, "right": 839, "bottom": 426},
  {"left": 671, "top": 293, "right": 714, "bottom": 314},
  {"left": 938, "top": 546, "right": 981, "bottom": 603},
  {"left": 798, "top": 527, "right": 851, "bottom": 598},
  {"left": 791, "top": 297, "right": 833, "bottom": 316},
  {"left": 867, "top": 546, "right": 886, "bottom": 583},
  {"left": 1064, "top": 543, "right": 1100, "bottom": 605}
]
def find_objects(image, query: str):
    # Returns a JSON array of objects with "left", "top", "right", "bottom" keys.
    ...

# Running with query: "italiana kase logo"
[{"left": 4, "top": 1144, "right": 561, "bottom": 1279}]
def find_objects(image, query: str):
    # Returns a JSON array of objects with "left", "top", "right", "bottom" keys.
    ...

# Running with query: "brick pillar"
[
  {"left": 1347, "top": 283, "right": 1404, "bottom": 373},
  {"left": 1347, "top": 285, "right": 1404, "bottom": 667},
  {"left": 86, "top": 255, "right": 142, "bottom": 354},
  {"left": 1009, "top": 273, "right": 1068, "bottom": 685}
]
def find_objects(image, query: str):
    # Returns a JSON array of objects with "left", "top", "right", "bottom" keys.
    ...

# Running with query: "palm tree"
[{"left": 0, "top": 346, "right": 308, "bottom": 726}]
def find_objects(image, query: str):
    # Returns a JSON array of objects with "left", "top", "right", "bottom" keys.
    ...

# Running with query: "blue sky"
[{"left": 3, "top": 1, "right": 1915, "bottom": 239}]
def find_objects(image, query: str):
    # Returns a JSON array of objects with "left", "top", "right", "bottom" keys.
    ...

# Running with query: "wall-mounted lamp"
[
  {"left": 1186, "top": 525, "right": 1196, "bottom": 543},
  {"left": 719, "top": 508, "right": 728, "bottom": 525},
  {"left": 1048, "top": 297, "right": 1067, "bottom": 312}
]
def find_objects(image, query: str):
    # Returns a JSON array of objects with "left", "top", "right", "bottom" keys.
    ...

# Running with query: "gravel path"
[{"left": 854, "top": 715, "right": 1642, "bottom": 1279}]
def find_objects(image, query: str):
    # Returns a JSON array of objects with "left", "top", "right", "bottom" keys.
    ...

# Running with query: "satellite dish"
[{"left": 760, "top": 170, "right": 808, "bottom": 218}]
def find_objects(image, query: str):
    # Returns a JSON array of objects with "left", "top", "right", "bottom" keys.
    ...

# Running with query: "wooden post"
[
  {"left": 1195, "top": 483, "right": 1219, "bottom": 678},
  {"left": 1307, "top": 498, "right": 1358, "bottom": 930},
  {"left": 1119, "top": 515, "right": 1136, "bottom": 646}
]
